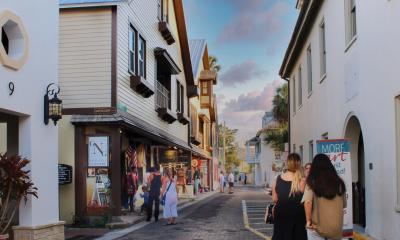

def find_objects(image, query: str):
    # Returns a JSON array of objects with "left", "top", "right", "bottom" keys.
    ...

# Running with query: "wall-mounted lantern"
[{"left": 44, "top": 83, "right": 62, "bottom": 126}]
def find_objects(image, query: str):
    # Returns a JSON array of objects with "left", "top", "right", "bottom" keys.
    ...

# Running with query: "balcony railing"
[
  {"left": 156, "top": 81, "right": 169, "bottom": 109},
  {"left": 155, "top": 81, "right": 176, "bottom": 124}
]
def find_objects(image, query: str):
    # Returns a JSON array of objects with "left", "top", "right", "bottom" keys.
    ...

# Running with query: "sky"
[{"left": 183, "top": 0, "right": 299, "bottom": 145}]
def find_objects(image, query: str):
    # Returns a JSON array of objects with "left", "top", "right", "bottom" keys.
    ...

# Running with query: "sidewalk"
[{"left": 65, "top": 190, "right": 217, "bottom": 240}]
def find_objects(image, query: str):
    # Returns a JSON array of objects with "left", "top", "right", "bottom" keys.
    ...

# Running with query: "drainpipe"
[{"left": 282, "top": 77, "right": 291, "bottom": 154}]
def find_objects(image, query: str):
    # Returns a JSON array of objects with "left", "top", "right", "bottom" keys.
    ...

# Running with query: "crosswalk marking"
[{"left": 242, "top": 200, "right": 274, "bottom": 240}]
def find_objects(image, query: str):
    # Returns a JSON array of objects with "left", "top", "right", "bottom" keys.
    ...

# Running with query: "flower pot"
[{"left": 0, "top": 234, "right": 9, "bottom": 240}]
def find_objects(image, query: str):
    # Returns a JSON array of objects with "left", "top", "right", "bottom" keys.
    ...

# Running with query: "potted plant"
[{"left": 0, "top": 154, "right": 38, "bottom": 239}]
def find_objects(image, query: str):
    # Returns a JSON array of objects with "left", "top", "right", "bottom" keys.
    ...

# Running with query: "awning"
[{"left": 154, "top": 47, "right": 181, "bottom": 75}]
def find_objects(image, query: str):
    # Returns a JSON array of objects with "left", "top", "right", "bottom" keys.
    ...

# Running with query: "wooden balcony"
[
  {"left": 210, "top": 95, "right": 216, "bottom": 121},
  {"left": 155, "top": 81, "right": 176, "bottom": 123},
  {"left": 130, "top": 75, "right": 154, "bottom": 98},
  {"left": 200, "top": 70, "right": 217, "bottom": 84},
  {"left": 177, "top": 112, "right": 189, "bottom": 125},
  {"left": 200, "top": 92, "right": 214, "bottom": 109},
  {"left": 158, "top": 21, "right": 175, "bottom": 45}
]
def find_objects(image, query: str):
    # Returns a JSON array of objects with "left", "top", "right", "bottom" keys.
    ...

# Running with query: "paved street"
[{"left": 116, "top": 186, "right": 272, "bottom": 240}]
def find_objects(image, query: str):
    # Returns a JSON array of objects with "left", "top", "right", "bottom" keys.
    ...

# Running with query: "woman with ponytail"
[{"left": 272, "top": 153, "right": 307, "bottom": 240}]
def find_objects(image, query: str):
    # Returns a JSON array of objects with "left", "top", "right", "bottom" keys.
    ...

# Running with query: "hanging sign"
[
  {"left": 58, "top": 164, "right": 72, "bottom": 185},
  {"left": 317, "top": 139, "right": 353, "bottom": 238},
  {"left": 88, "top": 136, "right": 109, "bottom": 167}
]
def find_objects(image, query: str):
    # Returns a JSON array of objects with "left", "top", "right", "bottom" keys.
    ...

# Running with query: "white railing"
[{"left": 156, "top": 81, "right": 169, "bottom": 109}]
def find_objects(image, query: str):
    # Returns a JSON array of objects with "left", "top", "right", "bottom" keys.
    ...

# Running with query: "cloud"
[
  {"left": 218, "top": 1, "right": 290, "bottom": 43},
  {"left": 218, "top": 80, "right": 283, "bottom": 145},
  {"left": 219, "top": 60, "right": 267, "bottom": 87}
]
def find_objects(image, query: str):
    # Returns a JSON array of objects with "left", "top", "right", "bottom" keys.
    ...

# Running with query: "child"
[{"left": 140, "top": 185, "right": 149, "bottom": 215}]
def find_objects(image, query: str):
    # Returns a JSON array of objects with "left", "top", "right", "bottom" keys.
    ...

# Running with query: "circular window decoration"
[{"left": 0, "top": 10, "right": 29, "bottom": 70}]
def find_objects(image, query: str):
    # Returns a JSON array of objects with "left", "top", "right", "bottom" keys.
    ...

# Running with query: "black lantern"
[{"left": 44, "top": 83, "right": 62, "bottom": 126}]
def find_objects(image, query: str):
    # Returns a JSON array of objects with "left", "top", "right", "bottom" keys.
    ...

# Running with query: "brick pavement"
[{"left": 117, "top": 186, "right": 271, "bottom": 240}]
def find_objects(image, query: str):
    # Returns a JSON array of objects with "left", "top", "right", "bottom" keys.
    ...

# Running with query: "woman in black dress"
[{"left": 272, "top": 153, "right": 307, "bottom": 240}]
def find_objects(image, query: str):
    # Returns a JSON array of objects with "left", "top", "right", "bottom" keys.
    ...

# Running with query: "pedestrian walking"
[
  {"left": 304, "top": 162, "right": 311, "bottom": 179},
  {"left": 139, "top": 186, "right": 149, "bottom": 216},
  {"left": 228, "top": 171, "right": 234, "bottom": 194},
  {"left": 272, "top": 153, "right": 307, "bottom": 240},
  {"left": 303, "top": 154, "right": 346, "bottom": 240},
  {"left": 219, "top": 171, "right": 225, "bottom": 193},
  {"left": 244, "top": 174, "right": 247, "bottom": 185},
  {"left": 193, "top": 167, "right": 201, "bottom": 195},
  {"left": 126, "top": 168, "right": 139, "bottom": 212},
  {"left": 147, "top": 166, "right": 162, "bottom": 222},
  {"left": 161, "top": 169, "right": 178, "bottom": 225}
]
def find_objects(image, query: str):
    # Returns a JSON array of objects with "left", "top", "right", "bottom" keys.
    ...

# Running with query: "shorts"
[{"left": 229, "top": 182, "right": 234, "bottom": 187}]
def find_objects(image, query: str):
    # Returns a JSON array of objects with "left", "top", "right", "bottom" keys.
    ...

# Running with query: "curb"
[{"left": 95, "top": 191, "right": 218, "bottom": 240}]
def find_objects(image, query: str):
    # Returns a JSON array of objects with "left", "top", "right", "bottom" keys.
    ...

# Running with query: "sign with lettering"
[
  {"left": 58, "top": 164, "right": 72, "bottom": 185},
  {"left": 88, "top": 136, "right": 109, "bottom": 167},
  {"left": 317, "top": 139, "right": 353, "bottom": 238}
]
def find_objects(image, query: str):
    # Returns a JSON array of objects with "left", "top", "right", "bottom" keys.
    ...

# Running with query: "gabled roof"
[
  {"left": 189, "top": 39, "right": 207, "bottom": 79},
  {"left": 59, "top": 0, "right": 121, "bottom": 5}
]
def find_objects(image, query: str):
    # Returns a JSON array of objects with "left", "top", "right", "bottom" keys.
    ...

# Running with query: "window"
[
  {"left": 345, "top": 0, "right": 357, "bottom": 44},
  {"left": 201, "top": 81, "right": 208, "bottom": 95},
  {"left": 299, "top": 145, "right": 304, "bottom": 163},
  {"left": 138, "top": 36, "right": 146, "bottom": 78},
  {"left": 128, "top": 25, "right": 136, "bottom": 74},
  {"left": 128, "top": 25, "right": 146, "bottom": 79},
  {"left": 322, "top": 132, "right": 328, "bottom": 140},
  {"left": 293, "top": 76, "right": 296, "bottom": 114},
  {"left": 395, "top": 96, "right": 400, "bottom": 211},
  {"left": 320, "top": 20, "right": 327, "bottom": 79},
  {"left": 309, "top": 140, "right": 314, "bottom": 162},
  {"left": 176, "top": 81, "right": 184, "bottom": 113},
  {"left": 307, "top": 45, "right": 312, "bottom": 94},
  {"left": 298, "top": 66, "right": 303, "bottom": 107},
  {"left": 159, "top": 0, "right": 169, "bottom": 22},
  {"left": 1, "top": 28, "right": 9, "bottom": 54},
  {"left": 157, "top": 0, "right": 162, "bottom": 21}
]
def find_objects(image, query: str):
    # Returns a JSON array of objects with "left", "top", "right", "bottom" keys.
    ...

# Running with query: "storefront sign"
[
  {"left": 58, "top": 164, "right": 72, "bottom": 185},
  {"left": 88, "top": 136, "right": 109, "bottom": 167},
  {"left": 317, "top": 139, "right": 353, "bottom": 238}
]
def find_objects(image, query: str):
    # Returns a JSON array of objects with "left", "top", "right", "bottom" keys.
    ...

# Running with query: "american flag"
[
  {"left": 132, "top": 145, "right": 137, "bottom": 168},
  {"left": 125, "top": 145, "right": 138, "bottom": 170}
]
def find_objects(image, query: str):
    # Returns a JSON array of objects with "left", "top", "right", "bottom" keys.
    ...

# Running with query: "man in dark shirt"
[{"left": 147, "top": 165, "right": 162, "bottom": 222}]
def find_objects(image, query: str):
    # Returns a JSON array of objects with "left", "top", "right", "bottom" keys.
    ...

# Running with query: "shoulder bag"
[{"left": 161, "top": 181, "right": 173, "bottom": 206}]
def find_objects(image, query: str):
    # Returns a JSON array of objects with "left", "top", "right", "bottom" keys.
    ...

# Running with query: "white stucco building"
[
  {"left": 246, "top": 113, "right": 279, "bottom": 187},
  {"left": 0, "top": 0, "right": 63, "bottom": 239},
  {"left": 280, "top": 0, "right": 400, "bottom": 238}
]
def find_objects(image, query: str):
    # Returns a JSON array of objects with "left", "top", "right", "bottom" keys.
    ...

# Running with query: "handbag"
[
  {"left": 161, "top": 181, "right": 172, "bottom": 206},
  {"left": 264, "top": 203, "right": 275, "bottom": 224}
]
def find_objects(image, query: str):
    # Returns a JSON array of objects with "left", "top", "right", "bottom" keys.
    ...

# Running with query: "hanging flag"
[
  {"left": 125, "top": 145, "right": 133, "bottom": 173},
  {"left": 132, "top": 145, "right": 138, "bottom": 169}
]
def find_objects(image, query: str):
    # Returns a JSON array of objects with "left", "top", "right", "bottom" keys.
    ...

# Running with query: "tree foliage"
[
  {"left": 265, "top": 83, "right": 289, "bottom": 151},
  {"left": 209, "top": 55, "right": 221, "bottom": 73},
  {"left": 218, "top": 124, "right": 240, "bottom": 170}
]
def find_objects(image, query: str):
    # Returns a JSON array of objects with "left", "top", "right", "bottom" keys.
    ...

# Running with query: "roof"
[
  {"left": 59, "top": 0, "right": 121, "bottom": 5},
  {"left": 279, "top": 0, "right": 324, "bottom": 79},
  {"left": 189, "top": 39, "right": 207, "bottom": 80},
  {"left": 256, "top": 121, "right": 281, "bottom": 137}
]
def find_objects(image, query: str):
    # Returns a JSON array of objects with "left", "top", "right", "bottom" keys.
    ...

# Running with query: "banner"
[{"left": 317, "top": 139, "right": 353, "bottom": 238}]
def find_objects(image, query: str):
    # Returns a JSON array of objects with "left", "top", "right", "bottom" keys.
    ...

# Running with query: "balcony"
[
  {"left": 155, "top": 81, "right": 176, "bottom": 123},
  {"left": 130, "top": 75, "right": 154, "bottom": 98},
  {"left": 158, "top": 21, "right": 175, "bottom": 45},
  {"left": 200, "top": 91, "right": 214, "bottom": 109},
  {"left": 210, "top": 96, "right": 216, "bottom": 121}
]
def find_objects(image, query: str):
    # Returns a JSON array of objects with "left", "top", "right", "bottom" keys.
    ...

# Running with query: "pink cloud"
[
  {"left": 218, "top": 1, "right": 290, "bottom": 43},
  {"left": 220, "top": 60, "right": 267, "bottom": 87},
  {"left": 219, "top": 79, "right": 283, "bottom": 145}
]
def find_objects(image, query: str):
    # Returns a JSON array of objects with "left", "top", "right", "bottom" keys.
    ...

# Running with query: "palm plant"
[
  {"left": 0, "top": 154, "right": 38, "bottom": 236},
  {"left": 265, "top": 83, "right": 289, "bottom": 152},
  {"left": 209, "top": 55, "right": 221, "bottom": 73}
]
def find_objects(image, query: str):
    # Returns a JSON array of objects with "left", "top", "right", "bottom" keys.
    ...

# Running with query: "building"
[
  {"left": 280, "top": 0, "right": 400, "bottom": 238},
  {"left": 58, "top": 0, "right": 197, "bottom": 224},
  {"left": 0, "top": 0, "right": 64, "bottom": 239},
  {"left": 245, "top": 119, "right": 280, "bottom": 187},
  {"left": 188, "top": 39, "right": 219, "bottom": 192}
]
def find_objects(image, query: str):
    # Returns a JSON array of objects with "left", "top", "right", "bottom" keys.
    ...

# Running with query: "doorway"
[{"left": 344, "top": 115, "right": 366, "bottom": 229}]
